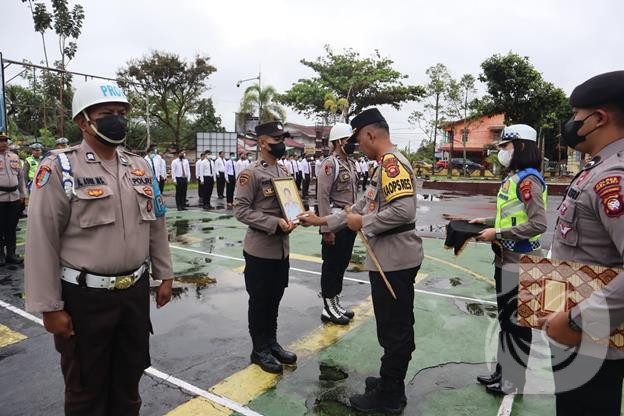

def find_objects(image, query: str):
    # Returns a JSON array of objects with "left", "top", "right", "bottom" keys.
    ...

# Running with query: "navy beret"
[
  {"left": 570, "top": 71, "right": 624, "bottom": 108},
  {"left": 254, "top": 121, "right": 287, "bottom": 138},
  {"left": 350, "top": 108, "right": 386, "bottom": 131}
]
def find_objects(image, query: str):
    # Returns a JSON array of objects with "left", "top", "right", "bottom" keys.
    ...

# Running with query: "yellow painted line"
[
  {"left": 16, "top": 242, "right": 25, "bottom": 247},
  {"left": 424, "top": 254, "right": 494, "bottom": 286},
  {"left": 414, "top": 273, "right": 429, "bottom": 285},
  {"left": 166, "top": 296, "right": 375, "bottom": 416},
  {"left": 232, "top": 265, "right": 245, "bottom": 273},
  {"left": 289, "top": 252, "right": 322, "bottom": 264},
  {"left": 0, "top": 323, "right": 27, "bottom": 348}
]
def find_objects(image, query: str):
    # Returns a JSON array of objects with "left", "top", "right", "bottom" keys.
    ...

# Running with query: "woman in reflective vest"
[{"left": 470, "top": 124, "right": 548, "bottom": 396}]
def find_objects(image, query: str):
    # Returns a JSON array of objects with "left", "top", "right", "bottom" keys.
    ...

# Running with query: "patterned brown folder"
[{"left": 518, "top": 254, "right": 624, "bottom": 350}]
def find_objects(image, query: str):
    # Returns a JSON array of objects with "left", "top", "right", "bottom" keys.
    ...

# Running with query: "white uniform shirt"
[
  {"left": 225, "top": 159, "right": 237, "bottom": 176},
  {"left": 360, "top": 160, "right": 369, "bottom": 174},
  {"left": 171, "top": 158, "right": 191, "bottom": 182},
  {"left": 195, "top": 158, "right": 205, "bottom": 180},
  {"left": 354, "top": 160, "right": 363, "bottom": 174},
  {"left": 236, "top": 159, "right": 250, "bottom": 177},
  {"left": 144, "top": 154, "right": 166, "bottom": 179},
  {"left": 289, "top": 160, "right": 299, "bottom": 174},
  {"left": 299, "top": 159, "right": 310, "bottom": 175},
  {"left": 198, "top": 158, "right": 216, "bottom": 183},
  {"left": 314, "top": 159, "right": 322, "bottom": 177},
  {"left": 215, "top": 157, "right": 226, "bottom": 174}
]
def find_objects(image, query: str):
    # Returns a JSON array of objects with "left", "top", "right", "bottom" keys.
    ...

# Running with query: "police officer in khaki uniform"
[
  {"left": 538, "top": 71, "right": 624, "bottom": 416},
  {"left": 0, "top": 134, "right": 26, "bottom": 266},
  {"left": 299, "top": 108, "right": 423, "bottom": 413},
  {"left": 56, "top": 137, "right": 70, "bottom": 149},
  {"left": 24, "top": 80, "right": 174, "bottom": 416},
  {"left": 316, "top": 122, "right": 358, "bottom": 325},
  {"left": 234, "top": 121, "right": 298, "bottom": 374}
]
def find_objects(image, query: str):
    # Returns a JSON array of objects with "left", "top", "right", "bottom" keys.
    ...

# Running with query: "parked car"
[{"left": 435, "top": 158, "right": 484, "bottom": 173}]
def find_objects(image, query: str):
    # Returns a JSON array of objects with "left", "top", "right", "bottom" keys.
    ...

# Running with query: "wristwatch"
[
  {"left": 568, "top": 310, "right": 583, "bottom": 332},
  {"left": 495, "top": 228, "right": 502, "bottom": 241}
]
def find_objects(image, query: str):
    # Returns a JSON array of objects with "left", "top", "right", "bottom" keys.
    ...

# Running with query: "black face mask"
[
  {"left": 92, "top": 115, "right": 128, "bottom": 146},
  {"left": 268, "top": 142, "right": 286, "bottom": 159},
  {"left": 342, "top": 142, "right": 356, "bottom": 155},
  {"left": 563, "top": 112, "right": 599, "bottom": 150}
]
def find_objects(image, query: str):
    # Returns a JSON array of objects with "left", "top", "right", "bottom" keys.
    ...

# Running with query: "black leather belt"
[
  {"left": 0, "top": 186, "right": 18, "bottom": 192},
  {"left": 377, "top": 222, "right": 416, "bottom": 237}
]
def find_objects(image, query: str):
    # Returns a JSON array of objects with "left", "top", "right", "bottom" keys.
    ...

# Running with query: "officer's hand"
[
  {"left": 297, "top": 212, "right": 325, "bottom": 227},
  {"left": 538, "top": 312, "right": 582, "bottom": 346},
  {"left": 346, "top": 213, "right": 363, "bottom": 232},
  {"left": 278, "top": 218, "right": 296, "bottom": 233},
  {"left": 469, "top": 218, "right": 487, "bottom": 224},
  {"left": 476, "top": 228, "right": 496, "bottom": 242},
  {"left": 43, "top": 310, "right": 75, "bottom": 338},
  {"left": 156, "top": 279, "right": 173, "bottom": 308},
  {"left": 323, "top": 232, "right": 336, "bottom": 245}
]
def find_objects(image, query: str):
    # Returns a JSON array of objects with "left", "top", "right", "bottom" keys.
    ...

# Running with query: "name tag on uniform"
[
  {"left": 76, "top": 177, "right": 107, "bottom": 188},
  {"left": 365, "top": 185, "right": 377, "bottom": 200}
]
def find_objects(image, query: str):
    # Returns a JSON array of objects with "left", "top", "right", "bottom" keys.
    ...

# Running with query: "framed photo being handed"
[{"left": 272, "top": 177, "right": 305, "bottom": 223}]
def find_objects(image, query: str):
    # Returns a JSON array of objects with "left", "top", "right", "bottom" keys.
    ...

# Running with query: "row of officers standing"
[{"left": 15, "top": 70, "right": 624, "bottom": 416}]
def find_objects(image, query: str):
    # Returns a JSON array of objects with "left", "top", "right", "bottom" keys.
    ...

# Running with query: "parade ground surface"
[{"left": 2, "top": 188, "right": 619, "bottom": 416}]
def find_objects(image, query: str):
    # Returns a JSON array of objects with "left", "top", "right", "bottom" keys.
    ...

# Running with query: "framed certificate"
[{"left": 272, "top": 177, "right": 305, "bottom": 223}]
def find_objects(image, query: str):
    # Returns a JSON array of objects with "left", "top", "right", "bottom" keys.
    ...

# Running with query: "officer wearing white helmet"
[
  {"left": 55, "top": 137, "right": 69, "bottom": 149},
  {"left": 24, "top": 79, "right": 174, "bottom": 415},
  {"left": 315, "top": 122, "right": 359, "bottom": 325},
  {"left": 469, "top": 123, "right": 548, "bottom": 395}
]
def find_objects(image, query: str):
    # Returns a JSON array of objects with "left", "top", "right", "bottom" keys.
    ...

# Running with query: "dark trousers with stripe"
[
  {"left": 202, "top": 176, "right": 214, "bottom": 207},
  {"left": 370, "top": 266, "right": 419, "bottom": 384},
  {"left": 217, "top": 172, "right": 225, "bottom": 198},
  {"left": 243, "top": 252, "right": 289, "bottom": 351},
  {"left": 56, "top": 274, "right": 151, "bottom": 416},
  {"left": 0, "top": 200, "right": 20, "bottom": 254},
  {"left": 174, "top": 177, "right": 188, "bottom": 209},
  {"left": 226, "top": 175, "right": 236, "bottom": 204},
  {"left": 320, "top": 228, "right": 356, "bottom": 298}
]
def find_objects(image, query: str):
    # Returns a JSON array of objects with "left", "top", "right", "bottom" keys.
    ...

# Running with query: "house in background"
[{"left": 438, "top": 113, "right": 505, "bottom": 166}]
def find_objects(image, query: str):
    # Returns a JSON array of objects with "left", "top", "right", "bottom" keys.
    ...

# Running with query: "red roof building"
[{"left": 439, "top": 113, "right": 505, "bottom": 161}]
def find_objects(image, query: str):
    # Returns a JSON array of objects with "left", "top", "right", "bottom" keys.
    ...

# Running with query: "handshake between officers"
[{"left": 298, "top": 108, "right": 423, "bottom": 414}]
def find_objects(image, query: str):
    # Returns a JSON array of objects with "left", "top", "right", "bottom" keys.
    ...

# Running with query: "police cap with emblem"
[
  {"left": 254, "top": 121, "right": 289, "bottom": 139},
  {"left": 349, "top": 108, "right": 387, "bottom": 141},
  {"left": 570, "top": 70, "right": 624, "bottom": 108}
]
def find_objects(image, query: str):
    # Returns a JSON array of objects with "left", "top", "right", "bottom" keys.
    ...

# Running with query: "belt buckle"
[{"left": 113, "top": 275, "right": 134, "bottom": 290}]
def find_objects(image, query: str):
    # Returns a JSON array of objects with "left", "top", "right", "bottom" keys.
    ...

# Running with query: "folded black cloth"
[{"left": 444, "top": 220, "right": 488, "bottom": 255}]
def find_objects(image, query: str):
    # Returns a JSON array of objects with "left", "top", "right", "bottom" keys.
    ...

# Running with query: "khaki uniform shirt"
[
  {"left": 25, "top": 141, "right": 173, "bottom": 313},
  {"left": 234, "top": 159, "right": 291, "bottom": 260},
  {"left": 0, "top": 151, "right": 26, "bottom": 202},
  {"left": 551, "top": 138, "right": 624, "bottom": 359},
  {"left": 327, "top": 147, "right": 423, "bottom": 272},
  {"left": 317, "top": 153, "right": 358, "bottom": 233}
]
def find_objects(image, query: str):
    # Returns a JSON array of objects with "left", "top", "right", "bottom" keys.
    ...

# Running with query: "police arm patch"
[
  {"left": 35, "top": 165, "right": 52, "bottom": 189},
  {"left": 519, "top": 179, "right": 533, "bottom": 202},
  {"left": 594, "top": 175, "right": 624, "bottom": 218},
  {"left": 238, "top": 172, "right": 251, "bottom": 187},
  {"left": 380, "top": 153, "right": 414, "bottom": 202}
]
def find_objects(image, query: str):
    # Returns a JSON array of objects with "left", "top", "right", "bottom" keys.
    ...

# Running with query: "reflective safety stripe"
[{"left": 499, "top": 200, "right": 525, "bottom": 218}]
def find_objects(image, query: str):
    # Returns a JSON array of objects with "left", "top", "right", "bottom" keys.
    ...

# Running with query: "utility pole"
[
  {"left": 431, "top": 93, "right": 439, "bottom": 175},
  {"left": 462, "top": 86, "right": 469, "bottom": 177}
]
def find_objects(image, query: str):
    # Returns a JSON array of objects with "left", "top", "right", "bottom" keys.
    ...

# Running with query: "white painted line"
[
  {"left": 0, "top": 299, "right": 43, "bottom": 326},
  {"left": 170, "top": 245, "right": 497, "bottom": 306},
  {"left": 496, "top": 394, "right": 515, "bottom": 416},
  {"left": 0, "top": 299, "right": 264, "bottom": 416},
  {"left": 145, "top": 367, "right": 264, "bottom": 416}
]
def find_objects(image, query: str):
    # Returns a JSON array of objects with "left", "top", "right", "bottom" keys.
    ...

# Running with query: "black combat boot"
[
  {"left": 250, "top": 350, "right": 283, "bottom": 374},
  {"left": 350, "top": 378, "right": 404, "bottom": 414},
  {"left": 269, "top": 342, "right": 297, "bottom": 365},
  {"left": 477, "top": 363, "right": 502, "bottom": 385},
  {"left": 364, "top": 377, "right": 407, "bottom": 406},
  {"left": 321, "top": 297, "right": 350, "bottom": 325}
]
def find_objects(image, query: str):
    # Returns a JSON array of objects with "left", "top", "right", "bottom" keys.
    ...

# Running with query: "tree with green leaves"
[
  {"left": 472, "top": 52, "right": 571, "bottom": 161},
  {"left": 445, "top": 74, "right": 477, "bottom": 176},
  {"left": 22, "top": 0, "right": 85, "bottom": 136},
  {"left": 117, "top": 51, "right": 218, "bottom": 149},
  {"left": 281, "top": 45, "right": 424, "bottom": 122},
  {"left": 237, "top": 84, "right": 286, "bottom": 127}
]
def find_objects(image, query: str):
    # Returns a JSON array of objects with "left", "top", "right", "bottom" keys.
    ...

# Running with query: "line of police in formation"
[{"left": 6, "top": 69, "right": 623, "bottom": 415}]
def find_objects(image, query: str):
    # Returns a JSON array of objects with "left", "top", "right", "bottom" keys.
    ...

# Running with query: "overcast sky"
[{"left": 2, "top": 0, "right": 623, "bottom": 148}]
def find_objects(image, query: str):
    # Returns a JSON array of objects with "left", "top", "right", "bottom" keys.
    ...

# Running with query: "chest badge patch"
[
  {"left": 143, "top": 186, "right": 153, "bottom": 197},
  {"left": 87, "top": 188, "right": 104, "bottom": 197}
]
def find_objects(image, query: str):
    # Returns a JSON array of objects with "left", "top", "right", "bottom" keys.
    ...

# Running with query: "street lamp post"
[{"left": 236, "top": 71, "right": 262, "bottom": 158}]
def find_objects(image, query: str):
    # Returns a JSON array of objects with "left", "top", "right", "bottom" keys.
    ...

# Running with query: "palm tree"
[
  {"left": 323, "top": 93, "right": 349, "bottom": 124},
  {"left": 238, "top": 84, "right": 286, "bottom": 127}
]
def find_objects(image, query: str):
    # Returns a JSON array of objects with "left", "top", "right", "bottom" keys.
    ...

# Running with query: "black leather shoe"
[
  {"left": 270, "top": 343, "right": 297, "bottom": 365},
  {"left": 350, "top": 386, "right": 402, "bottom": 414},
  {"left": 250, "top": 350, "right": 283, "bottom": 374},
  {"left": 365, "top": 377, "right": 407, "bottom": 406},
  {"left": 477, "top": 365, "right": 501, "bottom": 385},
  {"left": 486, "top": 380, "right": 517, "bottom": 396}
]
